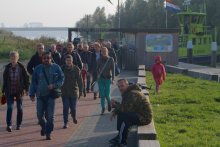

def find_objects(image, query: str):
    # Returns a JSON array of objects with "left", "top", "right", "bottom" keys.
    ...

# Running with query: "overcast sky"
[{"left": 0, "top": 0, "right": 117, "bottom": 27}]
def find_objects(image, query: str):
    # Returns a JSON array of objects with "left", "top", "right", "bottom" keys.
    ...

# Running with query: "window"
[
  {"left": 198, "top": 38, "right": 202, "bottom": 45},
  {"left": 193, "top": 38, "right": 196, "bottom": 45},
  {"left": 204, "top": 38, "right": 207, "bottom": 44}
]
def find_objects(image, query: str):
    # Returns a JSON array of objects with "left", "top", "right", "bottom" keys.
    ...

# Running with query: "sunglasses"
[{"left": 42, "top": 57, "right": 51, "bottom": 60}]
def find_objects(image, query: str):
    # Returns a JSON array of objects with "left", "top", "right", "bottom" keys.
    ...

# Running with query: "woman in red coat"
[{"left": 151, "top": 56, "right": 166, "bottom": 94}]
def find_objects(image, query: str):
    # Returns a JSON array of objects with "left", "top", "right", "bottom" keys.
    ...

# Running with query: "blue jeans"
[
  {"left": 6, "top": 95, "right": 23, "bottom": 127},
  {"left": 61, "top": 96, "right": 77, "bottom": 124},
  {"left": 37, "top": 96, "right": 55, "bottom": 135}
]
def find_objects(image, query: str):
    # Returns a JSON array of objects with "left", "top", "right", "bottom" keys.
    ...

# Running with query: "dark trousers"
[
  {"left": 86, "top": 74, "right": 91, "bottom": 92},
  {"left": 82, "top": 74, "right": 90, "bottom": 94},
  {"left": 83, "top": 80, "right": 86, "bottom": 96},
  {"left": 117, "top": 112, "right": 140, "bottom": 144},
  {"left": 61, "top": 96, "right": 77, "bottom": 124},
  {"left": 6, "top": 95, "right": 23, "bottom": 127}
]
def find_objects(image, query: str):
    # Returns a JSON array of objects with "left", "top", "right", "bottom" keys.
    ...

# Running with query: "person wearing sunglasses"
[{"left": 29, "top": 51, "right": 64, "bottom": 140}]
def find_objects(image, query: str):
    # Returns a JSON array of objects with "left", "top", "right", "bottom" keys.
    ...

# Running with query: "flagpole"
[
  {"left": 166, "top": 9, "right": 168, "bottom": 28},
  {"left": 164, "top": 0, "right": 168, "bottom": 28},
  {"left": 118, "top": 0, "right": 120, "bottom": 44}
]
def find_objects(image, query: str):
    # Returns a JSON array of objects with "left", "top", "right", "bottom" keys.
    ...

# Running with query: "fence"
[{"left": 116, "top": 47, "right": 137, "bottom": 70}]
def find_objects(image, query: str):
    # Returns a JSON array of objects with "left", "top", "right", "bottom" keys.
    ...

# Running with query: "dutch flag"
[{"left": 164, "top": 0, "right": 181, "bottom": 13}]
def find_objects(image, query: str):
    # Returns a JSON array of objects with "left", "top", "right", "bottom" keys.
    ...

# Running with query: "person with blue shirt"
[{"left": 29, "top": 51, "right": 64, "bottom": 140}]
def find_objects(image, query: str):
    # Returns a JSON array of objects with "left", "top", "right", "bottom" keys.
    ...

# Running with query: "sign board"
[{"left": 145, "top": 34, "right": 173, "bottom": 52}]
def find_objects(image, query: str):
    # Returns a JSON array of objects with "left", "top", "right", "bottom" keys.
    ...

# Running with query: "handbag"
[
  {"left": 42, "top": 68, "right": 62, "bottom": 99},
  {"left": 49, "top": 88, "right": 62, "bottom": 98},
  {"left": 1, "top": 95, "right": 6, "bottom": 105},
  {"left": 92, "top": 81, "right": 99, "bottom": 93}
]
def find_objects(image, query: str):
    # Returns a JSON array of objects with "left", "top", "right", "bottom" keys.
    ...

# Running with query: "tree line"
[{"left": 76, "top": 0, "right": 220, "bottom": 43}]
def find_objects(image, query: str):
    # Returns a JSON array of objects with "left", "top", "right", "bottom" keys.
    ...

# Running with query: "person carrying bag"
[
  {"left": 96, "top": 47, "right": 115, "bottom": 115},
  {"left": 29, "top": 52, "right": 64, "bottom": 140},
  {"left": 42, "top": 68, "right": 62, "bottom": 99},
  {"left": 91, "top": 57, "right": 110, "bottom": 93}
]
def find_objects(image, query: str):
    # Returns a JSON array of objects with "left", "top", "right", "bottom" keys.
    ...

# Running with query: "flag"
[{"left": 164, "top": 0, "right": 181, "bottom": 13}]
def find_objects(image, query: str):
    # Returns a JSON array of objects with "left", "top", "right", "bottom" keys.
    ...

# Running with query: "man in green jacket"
[
  {"left": 61, "top": 55, "right": 83, "bottom": 128},
  {"left": 110, "top": 79, "right": 152, "bottom": 146}
]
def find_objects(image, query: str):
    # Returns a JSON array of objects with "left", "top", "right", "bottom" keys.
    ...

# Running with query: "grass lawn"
[{"left": 146, "top": 71, "right": 220, "bottom": 147}]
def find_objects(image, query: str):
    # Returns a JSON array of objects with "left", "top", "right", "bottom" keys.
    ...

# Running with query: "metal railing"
[{"left": 116, "top": 47, "right": 137, "bottom": 70}]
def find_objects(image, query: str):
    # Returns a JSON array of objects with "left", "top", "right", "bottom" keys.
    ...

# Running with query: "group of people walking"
[
  {"left": 1, "top": 40, "right": 156, "bottom": 146},
  {"left": 2, "top": 40, "right": 117, "bottom": 140}
]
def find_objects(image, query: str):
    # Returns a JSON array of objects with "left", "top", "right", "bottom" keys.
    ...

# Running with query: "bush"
[{"left": 0, "top": 30, "right": 59, "bottom": 61}]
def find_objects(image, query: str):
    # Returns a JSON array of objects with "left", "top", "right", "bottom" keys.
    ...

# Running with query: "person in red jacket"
[{"left": 151, "top": 55, "right": 166, "bottom": 94}]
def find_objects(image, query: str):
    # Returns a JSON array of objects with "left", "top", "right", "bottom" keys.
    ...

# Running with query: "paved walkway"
[
  {"left": 0, "top": 70, "right": 137, "bottom": 147},
  {"left": 178, "top": 62, "right": 220, "bottom": 75}
]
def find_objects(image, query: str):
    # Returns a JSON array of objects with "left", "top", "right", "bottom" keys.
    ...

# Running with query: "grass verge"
[
  {"left": 0, "top": 30, "right": 58, "bottom": 61},
  {"left": 146, "top": 71, "right": 220, "bottom": 147}
]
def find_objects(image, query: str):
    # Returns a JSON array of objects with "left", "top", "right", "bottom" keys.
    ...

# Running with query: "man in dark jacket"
[
  {"left": 2, "top": 51, "right": 29, "bottom": 132},
  {"left": 81, "top": 44, "right": 92, "bottom": 93},
  {"left": 27, "top": 43, "right": 44, "bottom": 75},
  {"left": 109, "top": 79, "right": 152, "bottom": 146},
  {"left": 76, "top": 43, "right": 84, "bottom": 56},
  {"left": 61, "top": 55, "right": 83, "bottom": 128},
  {"left": 56, "top": 43, "right": 66, "bottom": 56},
  {"left": 50, "top": 44, "right": 61, "bottom": 66},
  {"left": 89, "top": 42, "right": 102, "bottom": 99},
  {"left": 105, "top": 41, "right": 117, "bottom": 64},
  {"left": 61, "top": 42, "right": 83, "bottom": 70}
]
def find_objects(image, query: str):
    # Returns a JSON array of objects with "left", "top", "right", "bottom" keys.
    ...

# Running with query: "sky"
[{"left": 0, "top": 0, "right": 117, "bottom": 27}]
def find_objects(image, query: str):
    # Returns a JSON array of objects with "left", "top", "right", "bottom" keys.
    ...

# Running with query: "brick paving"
[
  {"left": 0, "top": 93, "right": 98, "bottom": 147},
  {"left": 0, "top": 71, "right": 137, "bottom": 147}
]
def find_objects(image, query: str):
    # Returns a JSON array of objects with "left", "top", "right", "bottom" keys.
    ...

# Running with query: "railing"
[{"left": 116, "top": 47, "right": 137, "bottom": 70}]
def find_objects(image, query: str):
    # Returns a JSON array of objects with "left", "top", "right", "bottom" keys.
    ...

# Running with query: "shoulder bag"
[
  {"left": 92, "top": 58, "right": 110, "bottom": 93},
  {"left": 42, "top": 68, "right": 62, "bottom": 99}
]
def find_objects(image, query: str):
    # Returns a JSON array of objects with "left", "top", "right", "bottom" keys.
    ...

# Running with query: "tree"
[
  {"left": 76, "top": 0, "right": 220, "bottom": 43},
  {"left": 76, "top": 7, "right": 115, "bottom": 40}
]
